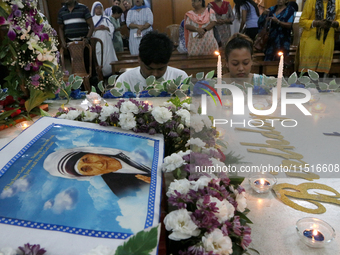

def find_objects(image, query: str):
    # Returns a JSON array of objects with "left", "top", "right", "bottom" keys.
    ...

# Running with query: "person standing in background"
[
  {"left": 111, "top": 6, "right": 124, "bottom": 53},
  {"left": 57, "top": 0, "right": 94, "bottom": 49},
  {"left": 126, "top": 0, "right": 153, "bottom": 55},
  {"left": 104, "top": 0, "right": 121, "bottom": 17},
  {"left": 184, "top": 0, "right": 218, "bottom": 56},
  {"left": 234, "top": 0, "right": 260, "bottom": 41},
  {"left": 298, "top": 0, "right": 340, "bottom": 74},
  {"left": 208, "top": 0, "right": 235, "bottom": 48}
]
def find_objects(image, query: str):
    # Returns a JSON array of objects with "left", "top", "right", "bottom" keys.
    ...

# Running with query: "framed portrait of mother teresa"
[{"left": 0, "top": 117, "right": 164, "bottom": 253}]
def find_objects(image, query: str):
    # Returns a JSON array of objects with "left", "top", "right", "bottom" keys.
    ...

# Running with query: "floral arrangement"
[
  {"left": 0, "top": 0, "right": 63, "bottom": 118},
  {"left": 54, "top": 96, "right": 252, "bottom": 255}
]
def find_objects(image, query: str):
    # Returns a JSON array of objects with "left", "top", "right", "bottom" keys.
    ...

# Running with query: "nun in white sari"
[{"left": 91, "top": 1, "right": 118, "bottom": 77}]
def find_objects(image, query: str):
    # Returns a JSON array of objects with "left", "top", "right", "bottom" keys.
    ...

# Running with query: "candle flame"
[
  {"left": 313, "top": 229, "right": 318, "bottom": 235},
  {"left": 278, "top": 51, "right": 283, "bottom": 56},
  {"left": 214, "top": 51, "right": 220, "bottom": 56},
  {"left": 260, "top": 179, "right": 265, "bottom": 185},
  {"left": 23, "top": 123, "right": 28, "bottom": 128}
]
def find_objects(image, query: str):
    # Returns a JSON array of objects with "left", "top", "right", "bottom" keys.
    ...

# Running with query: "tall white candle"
[
  {"left": 277, "top": 52, "right": 284, "bottom": 101},
  {"left": 215, "top": 51, "right": 222, "bottom": 95}
]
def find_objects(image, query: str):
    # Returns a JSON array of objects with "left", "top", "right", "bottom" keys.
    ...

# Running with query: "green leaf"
[
  {"left": 205, "top": 70, "right": 215, "bottom": 79},
  {"left": 244, "top": 82, "right": 254, "bottom": 88},
  {"left": 181, "top": 84, "right": 190, "bottom": 92},
  {"left": 196, "top": 72, "right": 204, "bottom": 80},
  {"left": 247, "top": 248, "right": 261, "bottom": 255},
  {"left": 108, "top": 75, "right": 118, "bottom": 85},
  {"left": 174, "top": 90, "right": 186, "bottom": 98},
  {"left": 305, "top": 82, "right": 316, "bottom": 88},
  {"left": 123, "top": 81, "right": 131, "bottom": 91},
  {"left": 228, "top": 176, "right": 245, "bottom": 186},
  {"left": 68, "top": 74, "right": 75, "bottom": 84},
  {"left": 39, "top": 108, "right": 51, "bottom": 117},
  {"left": 134, "top": 82, "right": 141, "bottom": 93},
  {"left": 148, "top": 89, "right": 161, "bottom": 97},
  {"left": 114, "top": 225, "right": 158, "bottom": 255},
  {"left": 0, "top": 108, "right": 19, "bottom": 121},
  {"left": 308, "top": 69, "right": 319, "bottom": 81},
  {"left": 98, "top": 81, "right": 104, "bottom": 92},
  {"left": 72, "top": 80, "right": 83, "bottom": 90},
  {"left": 328, "top": 79, "right": 339, "bottom": 90},
  {"left": 0, "top": 4, "right": 10, "bottom": 19},
  {"left": 182, "top": 76, "right": 191, "bottom": 84},
  {"left": 318, "top": 82, "right": 328, "bottom": 91},
  {"left": 154, "top": 84, "right": 164, "bottom": 91},
  {"left": 235, "top": 211, "right": 253, "bottom": 224},
  {"left": 166, "top": 81, "right": 178, "bottom": 94},
  {"left": 208, "top": 79, "right": 216, "bottom": 87},
  {"left": 110, "top": 88, "right": 123, "bottom": 97},
  {"left": 174, "top": 75, "right": 182, "bottom": 86},
  {"left": 231, "top": 243, "right": 244, "bottom": 255},
  {"left": 24, "top": 89, "right": 55, "bottom": 114},
  {"left": 91, "top": 86, "right": 96, "bottom": 92},
  {"left": 116, "top": 82, "right": 122, "bottom": 89},
  {"left": 298, "top": 76, "right": 310, "bottom": 85},
  {"left": 288, "top": 72, "right": 298, "bottom": 85},
  {"left": 216, "top": 139, "right": 227, "bottom": 149},
  {"left": 145, "top": 75, "right": 156, "bottom": 86}
]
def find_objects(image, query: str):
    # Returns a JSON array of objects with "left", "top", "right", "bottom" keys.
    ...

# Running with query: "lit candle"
[
  {"left": 312, "top": 103, "right": 326, "bottom": 113},
  {"left": 19, "top": 121, "right": 31, "bottom": 130},
  {"left": 253, "top": 178, "right": 271, "bottom": 193},
  {"left": 92, "top": 99, "right": 100, "bottom": 105},
  {"left": 224, "top": 99, "right": 232, "bottom": 108},
  {"left": 215, "top": 51, "right": 222, "bottom": 95},
  {"left": 303, "top": 229, "right": 325, "bottom": 242},
  {"left": 277, "top": 52, "right": 284, "bottom": 102}
]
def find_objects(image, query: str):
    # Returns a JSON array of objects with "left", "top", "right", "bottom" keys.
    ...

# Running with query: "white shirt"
[{"left": 116, "top": 66, "right": 188, "bottom": 92}]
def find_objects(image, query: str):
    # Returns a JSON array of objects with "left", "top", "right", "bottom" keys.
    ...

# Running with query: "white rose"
[
  {"left": 99, "top": 105, "right": 119, "bottom": 122},
  {"left": 191, "top": 175, "right": 214, "bottom": 191},
  {"left": 164, "top": 209, "right": 200, "bottom": 241},
  {"left": 162, "top": 101, "right": 175, "bottom": 108},
  {"left": 190, "top": 114, "right": 204, "bottom": 132},
  {"left": 85, "top": 245, "right": 114, "bottom": 255},
  {"left": 182, "top": 102, "right": 190, "bottom": 110},
  {"left": 58, "top": 110, "right": 81, "bottom": 120},
  {"left": 185, "top": 137, "right": 206, "bottom": 148},
  {"left": 83, "top": 111, "right": 98, "bottom": 122},
  {"left": 0, "top": 247, "right": 16, "bottom": 255},
  {"left": 120, "top": 101, "right": 139, "bottom": 114},
  {"left": 176, "top": 108, "right": 190, "bottom": 126},
  {"left": 202, "top": 229, "right": 233, "bottom": 255},
  {"left": 236, "top": 191, "right": 247, "bottom": 212},
  {"left": 166, "top": 178, "right": 193, "bottom": 197},
  {"left": 177, "top": 150, "right": 191, "bottom": 158},
  {"left": 201, "top": 115, "right": 212, "bottom": 129},
  {"left": 119, "top": 112, "right": 136, "bottom": 130},
  {"left": 162, "top": 153, "right": 185, "bottom": 172},
  {"left": 151, "top": 106, "right": 172, "bottom": 124},
  {"left": 209, "top": 157, "right": 226, "bottom": 169},
  {"left": 209, "top": 197, "right": 234, "bottom": 223}
]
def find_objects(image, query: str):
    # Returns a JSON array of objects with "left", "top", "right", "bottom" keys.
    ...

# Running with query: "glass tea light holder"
[
  {"left": 86, "top": 92, "right": 103, "bottom": 106},
  {"left": 224, "top": 99, "right": 233, "bottom": 109},
  {"left": 248, "top": 172, "right": 277, "bottom": 193},
  {"left": 312, "top": 103, "right": 326, "bottom": 113},
  {"left": 18, "top": 121, "right": 34, "bottom": 130},
  {"left": 309, "top": 94, "right": 320, "bottom": 104},
  {"left": 296, "top": 217, "right": 335, "bottom": 248}
]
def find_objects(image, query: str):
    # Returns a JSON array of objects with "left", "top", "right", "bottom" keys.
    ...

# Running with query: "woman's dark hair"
[
  {"left": 225, "top": 33, "right": 253, "bottom": 60},
  {"left": 234, "top": 0, "right": 260, "bottom": 20},
  {"left": 202, "top": 0, "right": 205, "bottom": 7},
  {"left": 112, "top": 5, "right": 123, "bottom": 14},
  {"left": 139, "top": 31, "right": 174, "bottom": 65}
]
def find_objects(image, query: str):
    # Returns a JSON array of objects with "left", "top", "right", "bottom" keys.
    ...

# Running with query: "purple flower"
[
  {"left": 0, "top": 16, "right": 6, "bottom": 25},
  {"left": 241, "top": 232, "right": 252, "bottom": 249},
  {"left": 232, "top": 216, "right": 242, "bottom": 236},
  {"left": 18, "top": 243, "right": 46, "bottom": 255},
  {"left": 40, "top": 33, "right": 49, "bottom": 41},
  {"left": 14, "top": 9, "right": 22, "bottom": 17},
  {"left": 64, "top": 70, "right": 69, "bottom": 76},
  {"left": 148, "top": 128, "right": 156, "bottom": 135}
]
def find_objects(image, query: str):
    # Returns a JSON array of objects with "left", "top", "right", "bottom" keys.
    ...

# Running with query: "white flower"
[
  {"left": 119, "top": 112, "right": 136, "bottom": 130},
  {"left": 20, "top": 26, "right": 31, "bottom": 40},
  {"left": 83, "top": 111, "right": 98, "bottom": 122},
  {"left": 177, "top": 150, "right": 191, "bottom": 158},
  {"left": 85, "top": 245, "right": 114, "bottom": 255},
  {"left": 177, "top": 123, "right": 184, "bottom": 131},
  {"left": 164, "top": 209, "right": 200, "bottom": 241},
  {"left": 208, "top": 197, "right": 234, "bottom": 223},
  {"left": 185, "top": 137, "right": 206, "bottom": 148},
  {"left": 162, "top": 101, "right": 175, "bottom": 108},
  {"left": 162, "top": 152, "right": 185, "bottom": 172},
  {"left": 182, "top": 102, "right": 190, "bottom": 110},
  {"left": 58, "top": 109, "right": 82, "bottom": 120},
  {"left": 151, "top": 106, "right": 172, "bottom": 124},
  {"left": 201, "top": 115, "right": 212, "bottom": 129},
  {"left": 202, "top": 229, "right": 233, "bottom": 255},
  {"left": 176, "top": 108, "right": 190, "bottom": 126},
  {"left": 190, "top": 114, "right": 204, "bottom": 132},
  {"left": 99, "top": 105, "right": 119, "bottom": 122},
  {"left": 166, "top": 178, "right": 193, "bottom": 197},
  {"left": 191, "top": 175, "right": 214, "bottom": 191},
  {"left": 0, "top": 247, "right": 16, "bottom": 255},
  {"left": 209, "top": 157, "right": 226, "bottom": 169},
  {"left": 230, "top": 186, "right": 247, "bottom": 212},
  {"left": 120, "top": 101, "right": 139, "bottom": 114}
]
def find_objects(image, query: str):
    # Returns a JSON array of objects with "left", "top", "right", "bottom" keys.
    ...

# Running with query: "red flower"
[
  {"left": 216, "top": 148, "right": 226, "bottom": 162},
  {"left": 0, "top": 95, "right": 15, "bottom": 106},
  {"left": 10, "top": 109, "right": 21, "bottom": 117}
]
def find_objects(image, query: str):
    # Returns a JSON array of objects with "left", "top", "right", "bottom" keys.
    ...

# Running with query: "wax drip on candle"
[{"left": 277, "top": 52, "right": 284, "bottom": 102}]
